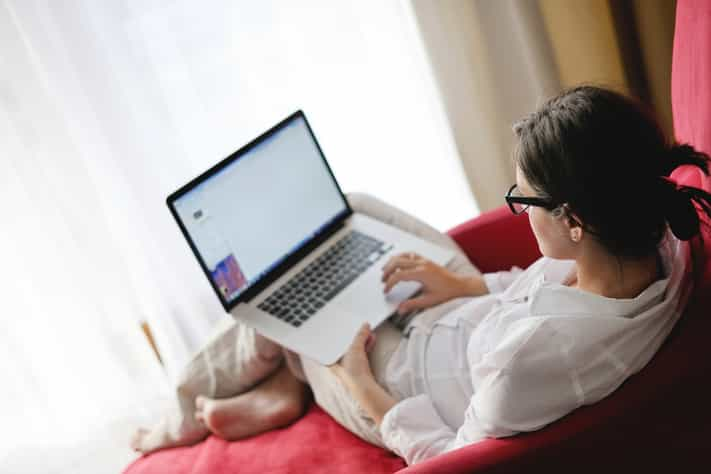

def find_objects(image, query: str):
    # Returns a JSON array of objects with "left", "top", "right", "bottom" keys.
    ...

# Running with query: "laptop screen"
[{"left": 169, "top": 112, "right": 349, "bottom": 309}]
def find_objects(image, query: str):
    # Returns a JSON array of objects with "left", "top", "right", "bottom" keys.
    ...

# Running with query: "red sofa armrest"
[
  {"left": 397, "top": 295, "right": 711, "bottom": 474},
  {"left": 447, "top": 205, "right": 541, "bottom": 273}
]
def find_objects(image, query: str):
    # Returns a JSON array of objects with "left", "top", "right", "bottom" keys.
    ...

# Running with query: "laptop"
[{"left": 167, "top": 111, "right": 454, "bottom": 364}]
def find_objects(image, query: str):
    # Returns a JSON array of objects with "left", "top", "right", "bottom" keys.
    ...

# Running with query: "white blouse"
[{"left": 379, "top": 234, "right": 691, "bottom": 465}]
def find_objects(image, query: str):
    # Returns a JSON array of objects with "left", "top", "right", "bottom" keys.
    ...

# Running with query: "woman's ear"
[{"left": 563, "top": 205, "right": 584, "bottom": 243}]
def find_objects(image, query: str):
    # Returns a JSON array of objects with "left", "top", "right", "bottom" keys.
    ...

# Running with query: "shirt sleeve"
[
  {"left": 482, "top": 266, "right": 524, "bottom": 294},
  {"left": 379, "top": 393, "right": 513, "bottom": 465},
  {"left": 380, "top": 319, "right": 582, "bottom": 466}
]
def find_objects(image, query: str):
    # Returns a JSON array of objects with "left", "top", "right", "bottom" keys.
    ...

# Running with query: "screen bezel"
[{"left": 166, "top": 110, "right": 353, "bottom": 312}]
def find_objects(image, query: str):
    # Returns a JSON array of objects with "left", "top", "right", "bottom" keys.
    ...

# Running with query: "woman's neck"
[{"left": 570, "top": 244, "right": 660, "bottom": 299}]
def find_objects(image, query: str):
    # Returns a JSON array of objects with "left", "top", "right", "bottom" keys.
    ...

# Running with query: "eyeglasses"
[{"left": 505, "top": 184, "right": 558, "bottom": 215}]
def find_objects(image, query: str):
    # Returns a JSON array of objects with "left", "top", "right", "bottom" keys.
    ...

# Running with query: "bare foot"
[
  {"left": 131, "top": 419, "right": 208, "bottom": 455},
  {"left": 131, "top": 428, "right": 150, "bottom": 453},
  {"left": 194, "top": 364, "right": 308, "bottom": 441}
]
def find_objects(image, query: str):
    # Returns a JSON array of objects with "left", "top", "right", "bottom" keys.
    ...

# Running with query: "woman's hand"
[
  {"left": 329, "top": 323, "right": 397, "bottom": 425},
  {"left": 382, "top": 252, "right": 487, "bottom": 315},
  {"left": 329, "top": 323, "right": 377, "bottom": 386}
]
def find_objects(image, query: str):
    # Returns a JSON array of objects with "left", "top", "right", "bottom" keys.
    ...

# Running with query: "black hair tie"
[{"left": 659, "top": 178, "right": 701, "bottom": 240}]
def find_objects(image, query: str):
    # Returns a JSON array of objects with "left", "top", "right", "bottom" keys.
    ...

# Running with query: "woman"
[{"left": 132, "top": 86, "right": 711, "bottom": 465}]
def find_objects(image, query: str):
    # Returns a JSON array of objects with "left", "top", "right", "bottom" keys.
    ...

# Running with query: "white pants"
[{"left": 142, "top": 192, "right": 479, "bottom": 452}]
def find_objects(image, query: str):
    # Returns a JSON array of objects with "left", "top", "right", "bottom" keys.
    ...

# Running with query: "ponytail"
[
  {"left": 660, "top": 143, "right": 710, "bottom": 177},
  {"left": 659, "top": 144, "right": 711, "bottom": 242}
]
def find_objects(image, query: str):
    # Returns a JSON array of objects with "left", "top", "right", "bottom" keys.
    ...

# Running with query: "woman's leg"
[
  {"left": 194, "top": 363, "right": 309, "bottom": 441},
  {"left": 132, "top": 318, "right": 285, "bottom": 453}
]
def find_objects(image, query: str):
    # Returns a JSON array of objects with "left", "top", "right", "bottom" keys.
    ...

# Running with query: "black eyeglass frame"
[{"left": 505, "top": 184, "right": 559, "bottom": 215}]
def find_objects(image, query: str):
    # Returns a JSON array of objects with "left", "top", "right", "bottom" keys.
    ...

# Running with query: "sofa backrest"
[{"left": 672, "top": 0, "right": 711, "bottom": 298}]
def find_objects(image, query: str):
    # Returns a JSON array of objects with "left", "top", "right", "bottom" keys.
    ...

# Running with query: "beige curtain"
[
  {"left": 539, "top": 0, "right": 676, "bottom": 134},
  {"left": 410, "top": 0, "right": 561, "bottom": 211},
  {"left": 410, "top": 0, "right": 676, "bottom": 212}
]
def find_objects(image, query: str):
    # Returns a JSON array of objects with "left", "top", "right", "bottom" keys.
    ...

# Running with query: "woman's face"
[{"left": 515, "top": 167, "right": 577, "bottom": 260}]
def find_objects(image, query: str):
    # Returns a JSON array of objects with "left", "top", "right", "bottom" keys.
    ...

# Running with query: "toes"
[
  {"left": 195, "top": 395, "right": 206, "bottom": 410},
  {"left": 195, "top": 395, "right": 210, "bottom": 426},
  {"left": 130, "top": 428, "right": 148, "bottom": 452}
]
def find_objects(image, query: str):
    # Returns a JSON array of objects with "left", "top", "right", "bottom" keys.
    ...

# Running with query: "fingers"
[
  {"left": 351, "top": 323, "right": 372, "bottom": 350},
  {"left": 397, "top": 294, "right": 438, "bottom": 315},
  {"left": 131, "top": 428, "right": 149, "bottom": 452},
  {"left": 329, "top": 323, "right": 371, "bottom": 369},
  {"left": 194, "top": 395, "right": 206, "bottom": 424},
  {"left": 195, "top": 395, "right": 206, "bottom": 410},
  {"left": 328, "top": 323, "right": 372, "bottom": 378},
  {"left": 383, "top": 267, "right": 421, "bottom": 293},
  {"left": 381, "top": 252, "right": 424, "bottom": 282},
  {"left": 365, "top": 331, "right": 377, "bottom": 353},
  {"left": 381, "top": 258, "right": 418, "bottom": 282}
]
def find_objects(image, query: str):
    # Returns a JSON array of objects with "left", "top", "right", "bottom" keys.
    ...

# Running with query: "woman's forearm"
[{"left": 346, "top": 376, "right": 397, "bottom": 426}]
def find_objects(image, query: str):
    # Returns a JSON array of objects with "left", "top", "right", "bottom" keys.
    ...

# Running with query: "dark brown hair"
[{"left": 513, "top": 85, "right": 711, "bottom": 258}]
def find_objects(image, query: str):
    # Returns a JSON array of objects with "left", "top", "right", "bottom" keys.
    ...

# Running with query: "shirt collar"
[
  {"left": 527, "top": 236, "right": 677, "bottom": 318},
  {"left": 528, "top": 277, "right": 669, "bottom": 318}
]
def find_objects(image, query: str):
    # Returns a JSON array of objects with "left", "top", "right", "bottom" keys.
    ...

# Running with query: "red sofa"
[{"left": 125, "top": 1, "right": 711, "bottom": 472}]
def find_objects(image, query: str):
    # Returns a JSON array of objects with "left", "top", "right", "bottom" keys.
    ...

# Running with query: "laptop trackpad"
[{"left": 385, "top": 280, "right": 422, "bottom": 304}]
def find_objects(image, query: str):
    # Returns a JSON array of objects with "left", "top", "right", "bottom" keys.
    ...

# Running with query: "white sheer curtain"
[
  {"left": 0, "top": 0, "right": 477, "bottom": 471},
  {"left": 411, "top": 0, "right": 562, "bottom": 212}
]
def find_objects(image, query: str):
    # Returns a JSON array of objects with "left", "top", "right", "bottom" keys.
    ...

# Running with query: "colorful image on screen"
[{"left": 211, "top": 254, "right": 247, "bottom": 298}]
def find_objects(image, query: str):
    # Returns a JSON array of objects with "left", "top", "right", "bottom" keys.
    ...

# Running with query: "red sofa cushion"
[
  {"left": 447, "top": 206, "right": 540, "bottom": 273},
  {"left": 124, "top": 404, "right": 405, "bottom": 474}
]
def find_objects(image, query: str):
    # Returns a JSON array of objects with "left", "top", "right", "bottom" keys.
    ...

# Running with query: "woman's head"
[{"left": 510, "top": 85, "right": 711, "bottom": 260}]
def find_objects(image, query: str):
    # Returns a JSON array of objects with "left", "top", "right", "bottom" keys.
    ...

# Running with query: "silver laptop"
[{"left": 167, "top": 111, "right": 454, "bottom": 364}]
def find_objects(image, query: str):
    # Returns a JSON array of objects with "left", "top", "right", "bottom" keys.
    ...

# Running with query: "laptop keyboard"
[{"left": 257, "top": 230, "right": 392, "bottom": 328}]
